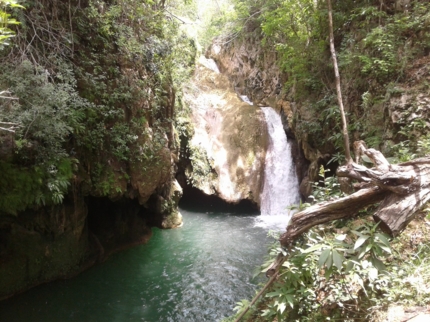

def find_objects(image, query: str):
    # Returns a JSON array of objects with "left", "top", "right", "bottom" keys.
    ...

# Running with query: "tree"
[{"left": 327, "top": 0, "right": 352, "bottom": 164}]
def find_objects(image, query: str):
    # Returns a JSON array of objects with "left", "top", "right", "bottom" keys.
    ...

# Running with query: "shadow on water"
[{"left": 180, "top": 185, "right": 260, "bottom": 216}]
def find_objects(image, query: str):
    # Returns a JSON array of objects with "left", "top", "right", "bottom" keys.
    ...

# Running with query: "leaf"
[
  {"left": 332, "top": 249, "right": 344, "bottom": 271},
  {"left": 9, "top": 3, "right": 25, "bottom": 9},
  {"left": 266, "top": 291, "right": 282, "bottom": 298},
  {"left": 358, "top": 247, "right": 367, "bottom": 259},
  {"left": 378, "top": 244, "right": 392, "bottom": 254},
  {"left": 371, "top": 256, "right": 386, "bottom": 272},
  {"left": 375, "top": 233, "right": 391, "bottom": 248},
  {"left": 361, "top": 154, "right": 372, "bottom": 163},
  {"left": 326, "top": 251, "right": 333, "bottom": 270},
  {"left": 277, "top": 302, "right": 286, "bottom": 314},
  {"left": 324, "top": 266, "right": 333, "bottom": 280},
  {"left": 285, "top": 294, "right": 294, "bottom": 308},
  {"left": 335, "top": 234, "right": 347, "bottom": 241},
  {"left": 364, "top": 243, "right": 372, "bottom": 253},
  {"left": 319, "top": 248, "right": 331, "bottom": 268},
  {"left": 261, "top": 309, "right": 273, "bottom": 317},
  {"left": 354, "top": 235, "right": 370, "bottom": 249},
  {"left": 345, "top": 260, "right": 354, "bottom": 273},
  {"left": 302, "top": 243, "right": 323, "bottom": 253}
]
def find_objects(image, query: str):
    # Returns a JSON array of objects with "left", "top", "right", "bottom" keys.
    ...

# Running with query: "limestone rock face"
[
  {"left": 183, "top": 56, "right": 269, "bottom": 205},
  {"left": 208, "top": 28, "right": 285, "bottom": 108},
  {"left": 0, "top": 196, "right": 90, "bottom": 300},
  {"left": 357, "top": 55, "right": 430, "bottom": 157},
  {"left": 208, "top": 34, "right": 310, "bottom": 197}
]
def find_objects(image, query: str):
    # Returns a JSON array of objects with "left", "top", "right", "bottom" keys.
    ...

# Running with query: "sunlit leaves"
[
  {"left": 0, "top": 0, "right": 24, "bottom": 47},
  {"left": 257, "top": 219, "right": 395, "bottom": 320}
]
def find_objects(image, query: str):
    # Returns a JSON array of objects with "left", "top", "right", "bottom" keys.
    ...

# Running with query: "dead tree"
[{"left": 280, "top": 141, "right": 430, "bottom": 247}]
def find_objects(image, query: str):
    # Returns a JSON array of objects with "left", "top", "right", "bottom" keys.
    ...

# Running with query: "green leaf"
[
  {"left": 332, "top": 249, "right": 344, "bottom": 271},
  {"left": 319, "top": 248, "right": 331, "bottom": 268},
  {"left": 371, "top": 256, "right": 386, "bottom": 272},
  {"left": 354, "top": 235, "right": 370, "bottom": 249},
  {"left": 361, "top": 155, "right": 372, "bottom": 163},
  {"left": 261, "top": 309, "right": 273, "bottom": 317},
  {"left": 285, "top": 294, "right": 294, "bottom": 308},
  {"left": 345, "top": 260, "right": 354, "bottom": 273},
  {"left": 378, "top": 244, "right": 392, "bottom": 254},
  {"left": 326, "top": 251, "right": 333, "bottom": 269},
  {"left": 324, "top": 266, "right": 333, "bottom": 279},
  {"left": 376, "top": 233, "right": 391, "bottom": 248},
  {"left": 364, "top": 243, "right": 372, "bottom": 253},
  {"left": 266, "top": 291, "right": 282, "bottom": 298},
  {"left": 9, "top": 3, "right": 25, "bottom": 8},
  {"left": 302, "top": 243, "right": 323, "bottom": 253}
]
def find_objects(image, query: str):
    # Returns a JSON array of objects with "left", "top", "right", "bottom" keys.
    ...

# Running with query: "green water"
[{"left": 0, "top": 206, "right": 274, "bottom": 322}]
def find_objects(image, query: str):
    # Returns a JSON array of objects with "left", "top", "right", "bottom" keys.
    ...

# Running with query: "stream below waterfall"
[{"left": 0, "top": 204, "right": 274, "bottom": 322}]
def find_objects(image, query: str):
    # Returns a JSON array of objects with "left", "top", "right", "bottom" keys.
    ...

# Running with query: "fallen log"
[
  {"left": 280, "top": 187, "right": 388, "bottom": 246},
  {"left": 280, "top": 142, "right": 430, "bottom": 247}
]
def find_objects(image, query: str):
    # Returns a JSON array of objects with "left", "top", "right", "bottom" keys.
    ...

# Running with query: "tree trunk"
[
  {"left": 280, "top": 142, "right": 430, "bottom": 247},
  {"left": 327, "top": 0, "right": 352, "bottom": 164}
]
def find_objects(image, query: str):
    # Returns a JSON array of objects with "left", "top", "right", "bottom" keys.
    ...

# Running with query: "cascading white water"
[{"left": 257, "top": 107, "right": 300, "bottom": 228}]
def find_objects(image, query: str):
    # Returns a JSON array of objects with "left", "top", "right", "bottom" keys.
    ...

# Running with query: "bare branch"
[
  {"left": 0, "top": 90, "right": 18, "bottom": 100},
  {"left": 0, "top": 127, "right": 16, "bottom": 133}
]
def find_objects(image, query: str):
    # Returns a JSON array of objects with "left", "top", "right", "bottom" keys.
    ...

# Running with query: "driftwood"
[{"left": 280, "top": 142, "right": 430, "bottom": 247}]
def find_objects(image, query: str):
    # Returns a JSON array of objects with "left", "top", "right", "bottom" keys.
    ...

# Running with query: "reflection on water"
[{"left": 0, "top": 205, "right": 275, "bottom": 322}]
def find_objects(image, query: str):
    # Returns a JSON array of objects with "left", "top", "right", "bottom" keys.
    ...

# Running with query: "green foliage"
[
  {"left": 310, "top": 166, "right": 344, "bottom": 203},
  {"left": 186, "top": 143, "right": 215, "bottom": 188},
  {"left": 358, "top": 26, "right": 397, "bottom": 81},
  {"left": 0, "top": 0, "right": 24, "bottom": 48},
  {"left": 253, "top": 219, "right": 393, "bottom": 321},
  {"left": 237, "top": 0, "right": 430, "bottom": 156},
  {"left": 1, "top": 60, "right": 89, "bottom": 164},
  {"left": 232, "top": 145, "right": 430, "bottom": 321},
  {"left": 383, "top": 244, "right": 430, "bottom": 306},
  {"left": 261, "top": 0, "right": 327, "bottom": 96},
  {"left": 0, "top": 158, "right": 72, "bottom": 215},
  {"left": 197, "top": 0, "right": 256, "bottom": 48},
  {"left": 0, "top": 59, "right": 84, "bottom": 214},
  {"left": 0, "top": 0, "right": 197, "bottom": 213},
  {"left": 391, "top": 123, "right": 430, "bottom": 163}
]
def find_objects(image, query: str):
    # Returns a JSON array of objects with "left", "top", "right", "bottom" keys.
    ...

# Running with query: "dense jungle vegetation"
[
  {"left": 206, "top": 0, "right": 430, "bottom": 321},
  {"left": 0, "top": 0, "right": 196, "bottom": 215},
  {"left": 1, "top": 0, "right": 430, "bottom": 320}
]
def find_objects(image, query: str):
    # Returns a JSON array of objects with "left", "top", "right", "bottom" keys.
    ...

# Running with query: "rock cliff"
[
  {"left": 207, "top": 33, "right": 310, "bottom": 198},
  {"left": 0, "top": 0, "right": 189, "bottom": 299},
  {"left": 179, "top": 56, "right": 269, "bottom": 205}
]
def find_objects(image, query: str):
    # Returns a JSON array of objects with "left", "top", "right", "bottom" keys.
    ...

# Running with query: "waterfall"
[{"left": 257, "top": 107, "right": 300, "bottom": 228}]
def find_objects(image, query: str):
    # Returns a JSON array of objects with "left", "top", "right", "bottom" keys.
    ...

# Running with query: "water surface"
[{"left": 0, "top": 206, "right": 275, "bottom": 322}]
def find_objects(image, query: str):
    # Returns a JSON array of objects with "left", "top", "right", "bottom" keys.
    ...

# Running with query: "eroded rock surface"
[
  {"left": 182, "top": 56, "right": 269, "bottom": 205},
  {"left": 208, "top": 35, "right": 310, "bottom": 197}
]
